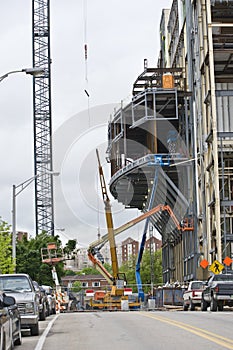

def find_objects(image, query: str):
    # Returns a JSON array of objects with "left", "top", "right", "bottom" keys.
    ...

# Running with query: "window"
[
  {"left": 82, "top": 282, "right": 88, "bottom": 287},
  {"left": 92, "top": 282, "right": 100, "bottom": 287}
]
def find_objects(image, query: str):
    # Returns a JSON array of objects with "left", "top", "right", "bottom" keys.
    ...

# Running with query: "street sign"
[
  {"left": 200, "top": 259, "right": 209, "bottom": 269},
  {"left": 209, "top": 260, "right": 224, "bottom": 274},
  {"left": 223, "top": 256, "right": 233, "bottom": 266}
]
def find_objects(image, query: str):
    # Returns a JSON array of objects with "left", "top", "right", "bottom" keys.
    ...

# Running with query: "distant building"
[
  {"left": 61, "top": 274, "right": 107, "bottom": 290},
  {"left": 145, "top": 236, "right": 162, "bottom": 252},
  {"left": 121, "top": 237, "right": 139, "bottom": 263},
  {"left": 17, "top": 231, "right": 28, "bottom": 241},
  {"left": 76, "top": 248, "right": 92, "bottom": 270}
]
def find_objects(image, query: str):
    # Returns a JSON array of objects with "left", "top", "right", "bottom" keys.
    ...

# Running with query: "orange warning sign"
[
  {"left": 223, "top": 256, "right": 233, "bottom": 267},
  {"left": 200, "top": 259, "right": 209, "bottom": 269}
]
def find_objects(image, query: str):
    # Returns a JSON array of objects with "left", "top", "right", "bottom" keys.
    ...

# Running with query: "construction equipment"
[
  {"left": 136, "top": 204, "right": 193, "bottom": 301},
  {"left": 41, "top": 243, "right": 69, "bottom": 312},
  {"left": 88, "top": 150, "right": 193, "bottom": 309},
  {"left": 87, "top": 150, "right": 140, "bottom": 310}
]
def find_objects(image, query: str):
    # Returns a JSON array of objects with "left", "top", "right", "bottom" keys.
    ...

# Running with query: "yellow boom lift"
[
  {"left": 87, "top": 150, "right": 140, "bottom": 310},
  {"left": 88, "top": 150, "right": 193, "bottom": 310}
]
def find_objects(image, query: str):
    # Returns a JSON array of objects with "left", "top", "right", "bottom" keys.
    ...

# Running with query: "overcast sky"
[{"left": 0, "top": 0, "right": 172, "bottom": 248}]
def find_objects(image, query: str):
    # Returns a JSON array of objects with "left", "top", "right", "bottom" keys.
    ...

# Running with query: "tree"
[
  {"left": 119, "top": 249, "right": 162, "bottom": 292},
  {"left": 77, "top": 266, "right": 99, "bottom": 275},
  {"left": 64, "top": 239, "right": 77, "bottom": 259},
  {"left": 140, "top": 249, "right": 163, "bottom": 291},
  {"left": 0, "top": 218, "right": 15, "bottom": 273},
  {"left": 72, "top": 281, "right": 82, "bottom": 293},
  {"left": 16, "top": 232, "right": 65, "bottom": 285}
]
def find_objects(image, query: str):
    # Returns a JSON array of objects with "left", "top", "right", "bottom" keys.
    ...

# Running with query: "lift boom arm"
[{"left": 95, "top": 149, "right": 119, "bottom": 281}]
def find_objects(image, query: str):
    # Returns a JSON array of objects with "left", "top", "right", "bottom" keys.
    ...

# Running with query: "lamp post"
[
  {"left": 12, "top": 171, "right": 59, "bottom": 269},
  {"left": 0, "top": 66, "right": 46, "bottom": 267},
  {"left": 0, "top": 67, "right": 45, "bottom": 83}
]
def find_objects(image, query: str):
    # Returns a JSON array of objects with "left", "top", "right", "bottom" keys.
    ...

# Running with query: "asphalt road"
[{"left": 19, "top": 310, "right": 233, "bottom": 350}]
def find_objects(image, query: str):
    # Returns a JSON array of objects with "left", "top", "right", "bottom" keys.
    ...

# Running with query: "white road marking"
[{"left": 34, "top": 315, "right": 59, "bottom": 350}]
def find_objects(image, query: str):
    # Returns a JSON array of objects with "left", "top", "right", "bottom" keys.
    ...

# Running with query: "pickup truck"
[
  {"left": 201, "top": 273, "right": 233, "bottom": 312},
  {"left": 183, "top": 280, "right": 204, "bottom": 311},
  {"left": 0, "top": 273, "right": 40, "bottom": 335}
]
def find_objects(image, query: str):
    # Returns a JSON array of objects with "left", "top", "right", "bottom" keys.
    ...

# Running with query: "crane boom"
[
  {"left": 95, "top": 149, "right": 119, "bottom": 282},
  {"left": 88, "top": 251, "right": 113, "bottom": 285},
  {"left": 89, "top": 204, "right": 193, "bottom": 251}
]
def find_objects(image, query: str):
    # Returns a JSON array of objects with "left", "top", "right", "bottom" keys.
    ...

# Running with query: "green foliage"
[
  {"left": 71, "top": 281, "right": 82, "bottom": 292},
  {"left": 16, "top": 232, "right": 65, "bottom": 285},
  {"left": 119, "top": 249, "right": 162, "bottom": 292},
  {"left": 64, "top": 239, "right": 77, "bottom": 258},
  {"left": 64, "top": 269, "right": 76, "bottom": 276},
  {"left": 77, "top": 266, "right": 99, "bottom": 275},
  {"left": 140, "top": 249, "right": 163, "bottom": 291},
  {"left": 0, "top": 218, "right": 15, "bottom": 273},
  {"left": 103, "top": 263, "right": 112, "bottom": 275}
]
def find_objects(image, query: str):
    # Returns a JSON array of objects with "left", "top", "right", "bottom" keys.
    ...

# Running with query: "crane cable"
[
  {"left": 83, "top": 0, "right": 88, "bottom": 83},
  {"left": 83, "top": 0, "right": 91, "bottom": 126}
]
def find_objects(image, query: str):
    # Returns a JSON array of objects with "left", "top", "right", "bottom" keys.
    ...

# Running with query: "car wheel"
[
  {"left": 218, "top": 301, "right": 224, "bottom": 311},
  {"left": 210, "top": 297, "right": 217, "bottom": 312},
  {"left": 31, "top": 323, "right": 39, "bottom": 336},
  {"left": 1, "top": 331, "right": 6, "bottom": 350},
  {"left": 183, "top": 302, "right": 188, "bottom": 311},
  {"left": 201, "top": 298, "right": 208, "bottom": 311},
  {"left": 190, "top": 301, "right": 195, "bottom": 311},
  {"left": 39, "top": 306, "right": 46, "bottom": 321},
  {"left": 14, "top": 331, "right": 22, "bottom": 346}
]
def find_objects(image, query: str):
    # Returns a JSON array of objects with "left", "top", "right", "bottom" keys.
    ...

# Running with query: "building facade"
[
  {"left": 161, "top": 0, "right": 233, "bottom": 277},
  {"left": 121, "top": 237, "right": 139, "bottom": 263},
  {"left": 106, "top": 0, "right": 233, "bottom": 283}
]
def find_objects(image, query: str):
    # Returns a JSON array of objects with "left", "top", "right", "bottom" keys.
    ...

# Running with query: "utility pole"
[{"left": 32, "top": 0, "right": 55, "bottom": 235}]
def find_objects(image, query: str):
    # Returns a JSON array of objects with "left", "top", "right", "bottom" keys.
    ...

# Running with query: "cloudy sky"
[{"left": 0, "top": 0, "right": 172, "bottom": 248}]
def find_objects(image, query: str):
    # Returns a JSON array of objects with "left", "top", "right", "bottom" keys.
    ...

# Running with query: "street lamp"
[
  {"left": 0, "top": 67, "right": 45, "bottom": 83},
  {"left": 12, "top": 171, "right": 60, "bottom": 268}
]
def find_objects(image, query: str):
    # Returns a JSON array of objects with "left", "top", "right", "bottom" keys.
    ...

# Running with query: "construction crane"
[{"left": 32, "top": 0, "right": 55, "bottom": 236}]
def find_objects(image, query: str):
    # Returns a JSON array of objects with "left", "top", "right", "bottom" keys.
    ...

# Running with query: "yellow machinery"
[
  {"left": 87, "top": 150, "right": 140, "bottom": 310},
  {"left": 88, "top": 150, "right": 193, "bottom": 310}
]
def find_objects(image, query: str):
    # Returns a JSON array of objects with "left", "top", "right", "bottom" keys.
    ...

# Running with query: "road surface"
[{"left": 20, "top": 310, "right": 233, "bottom": 350}]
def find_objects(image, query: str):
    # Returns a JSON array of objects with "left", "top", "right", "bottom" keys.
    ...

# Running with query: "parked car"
[
  {"left": 33, "top": 281, "right": 48, "bottom": 321},
  {"left": 0, "top": 274, "right": 40, "bottom": 336},
  {"left": 183, "top": 280, "right": 205, "bottom": 311},
  {"left": 0, "top": 292, "right": 21, "bottom": 349},
  {"left": 41, "top": 285, "right": 56, "bottom": 315},
  {"left": 201, "top": 273, "right": 233, "bottom": 311}
]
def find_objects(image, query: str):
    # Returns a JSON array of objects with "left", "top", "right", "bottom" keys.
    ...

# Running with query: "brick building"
[
  {"left": 61, "top": 274, "right": 107, "bottom": 290},
  {"left": 121, "top": 237, "right": 139, "bottom": 263}
]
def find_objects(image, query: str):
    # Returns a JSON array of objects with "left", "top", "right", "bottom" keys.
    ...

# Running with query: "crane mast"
[{"left": 32, "top": 0, "right": 55, "bottom": 235}]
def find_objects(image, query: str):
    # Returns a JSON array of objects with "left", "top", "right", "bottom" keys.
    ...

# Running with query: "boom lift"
[
  {"left": 88, "top": 151, "right": 193, "bottom": 309},
  {"left": 87, "top": 150, "right": 139, "bottom": 309},
  {"left": 136, "top": 205, "right": 193, "bottom": 301},
  {"left": 41, "top": 243, "right": 69, "bottom": 312}
]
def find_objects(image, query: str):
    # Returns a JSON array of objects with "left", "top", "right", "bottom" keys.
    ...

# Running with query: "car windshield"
[
  {"left": 191, "top": 282, "right": 204, "bottom": 289},
  {"left": 0, "top": 276, "right": 32, "bottom": 292},
  {"left": 213, "top": 275, "right": 233, "bottom": 282}
]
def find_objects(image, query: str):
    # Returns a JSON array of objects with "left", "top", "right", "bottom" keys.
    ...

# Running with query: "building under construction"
[{"left": 106, "top": 0, "right": 233, "bottom": 283}]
